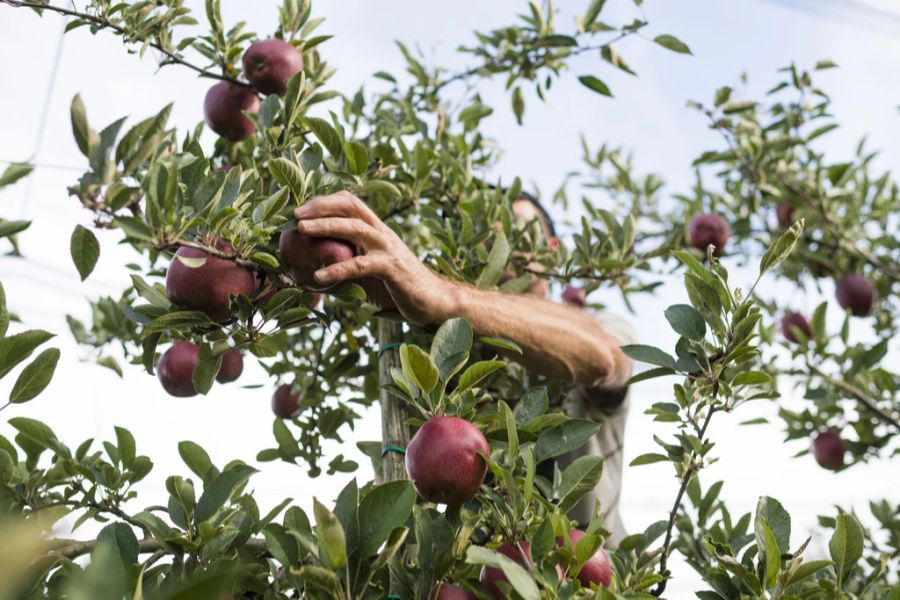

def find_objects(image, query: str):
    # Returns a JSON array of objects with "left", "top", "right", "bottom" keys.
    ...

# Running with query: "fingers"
[
  {"left": 297, "top": 217, "right": 383, "bottom": 249},
  {"left": 314, "top": 254, "right": 382, "bottom": 286},
  {"left": 294, "top": 191, "right": 382, "bottom": 228}
]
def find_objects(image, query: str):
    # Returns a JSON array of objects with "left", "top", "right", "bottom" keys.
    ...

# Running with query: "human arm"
[{"left": 293, "top": 192, "right": 632, "bottom": 390}]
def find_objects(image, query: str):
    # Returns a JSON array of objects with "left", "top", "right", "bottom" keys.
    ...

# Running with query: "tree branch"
[
  {"left": 653, "top": 404, "right": 717, "bottom": 597},
  {"left": 0, "top": 0, "right": 250, "bottom": 88},
  {"left": 807, "top": 364, "right": 900, "bottom": 433}
]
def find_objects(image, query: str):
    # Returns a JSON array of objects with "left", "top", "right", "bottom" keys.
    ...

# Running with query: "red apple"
[
  {"left": 431, "top": 582, "right": 476, "bottom": 599},
  {"left": 479, "top": 541, "right": 563, "bottom": 599},
  {"left": 689, "top": 213, "right": 730, "bottom": 257},
  {"left": 242, "top": 38, "right": 304, "bottom": 96},
  {"left": 272, "top": 384, "right": 299, "bottom": 419},
  {"left": 165, "top": 240, "right": 256, "bottom": 323},
  {"left": 557, "top": 529, "right": 612, "bottom": 588},
  {"left": 203, "top": 81, "right": 259, "bottom": 142},
  {"left": 278, "top": 230, "right": 355, "bottom": 291},
  {"left": 157, "top": 341, "right": 199, "bottom": 397},
  {"left": 812, "top": 429, "right": 845, "bottom": 471},
  {"left": 405, "top": 416, "right": 489, "bottom": 506},
  {"left": 775, "top": 203, "right": 794, "bottom": 229},
  {"left": 216, "top": 348, "right": 244, "bottom": 383},
  {"left": 780, "top": 311, "right": 812, "bottom": 344},
  {"left": 835, "top": 273, "right": 874, "bottom": 317},
  {"left": 562, "top": 285, "right": 587, "bottom": 308}
]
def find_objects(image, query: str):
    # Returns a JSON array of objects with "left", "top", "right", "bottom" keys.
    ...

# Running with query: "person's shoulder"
[{"left": 587, "top": 310, "right": 638, "bottom": 346}]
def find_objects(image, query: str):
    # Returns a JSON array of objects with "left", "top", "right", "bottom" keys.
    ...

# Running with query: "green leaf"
[
  {"left": 620, "top": 344, "right": 676, "bottom": 369},
  {"left": 194, "top": 464, "right": 256, "bottom": 524},
  {"left": 262, "top": 523, "right": 299, "bottom": 567},
  {"left": 430, "top": 318, "right": 473, "bottom": 383},
  {"left": 192, "top": 349, "right": 221, "bottom": 396},
  {"left": 0, "top": 163, "right": 33, "bottom": 188},
  {"left": 760, "top": 220, "right": 803, "bottom": 274},
  {"left": 304, "top": 116, "right": 343, "bottom": 159},
  {"left": 252, "top": 188, "right": 290, "bottom": 224},
  {"left": 477, "top": 336, "right": 522, "bottom": 354},
  {"left": 358, "top": 480, "right": 416, "bottom": 556},
  {"left": 653, "top": 34, "right": 692, "bottom": 54},
  {"left": 9, "top": 347, "right": 60, "bottom": 403},
  {"left": 141, "top": 311, "right": 213, "bottom": 337},
  {"left": 511, "top": 86, "right": 524, "bottom": 125},
  {"left": 558, "top": 455, "right": 603, "bottom": 512},
  {"left": 630, "top": 453, "right": 669, "bottom": 466},
  {"left": 70, "top": 225, "right": 100, "bottom": 281},
  {"left": 0, "top": 329, "right": 55, "bottom": 378},
  {"left": 268, "top": 158, "right": 305, "bottom": 200},
  {"left": 721, "top": 99, "right": 757, "bottom": 114},
  {"left": 70, "top": 94, "right": 98, "bottom": 157},
  {"left": 755, "top": 516, "right": 781, "bottom": 586},
  {"left": 313, "top": 498, "right": 347, "bottom": 569},
  {"left": 96, "top": 356, "right": 122, "bottom": 377},
  {"left": 456, "top": 360, "right": 506, "bottom": 393},
  {"left": 476, "top": 231, "right": 510, "bottom": 288},
  {"left": 582, "top": 0, "right": 607, "bottom": 28},
  {"left": 732, "top": 371, "right": 773, "bottom": 386},
  {"left": 399, "top": 344, "right": 439, "bottom": 393},
  {"left": 0, "top": 282, "right": 8, "bottom": 338},
  {"left": 626, "top": 366, "right": 675, "bottom": 385},
  {"left": 0, "top": 220, "right": 31, "bottom": 239},
  {"left": 114, "top": 426, "right": 136, "bottom": 467},
  {"left": 514, "top": 387, "right": 548, "bottom": 426},
  {"left": 97, "top": 522, "right": 139, "bottom": 567},
  {"left": 360, "top": 179, "right": 402, "bottom": 200},
  {"left": 829, "top": 513, "right": 864, "bottom": 585},
  {"left": 178, "top": 441, "right": 217, "bottom": 483},
  {"left": 785, "top": 559, "right": 832, "bottom": 586},
  {"left": 664, "top": 304, "right": 706, "bottom": 340},
  {"left": 343, "top": 140, "right": 368, "bottom": 175},
  {"left": 578, "top": 75, "right": 613, "bottom": 97},
  {"left": 534, "top": 419, "right": 598, "bottom": 462},
  {"left": 465, "top": 546, "right": 539, "bottom": 600},
  {"left": 130, "top": 275, "right": 170, "bottom": 308}
]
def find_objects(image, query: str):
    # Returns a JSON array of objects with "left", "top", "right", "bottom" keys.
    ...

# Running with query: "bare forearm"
[{"left": 440, "top": 281, "right": 631, "bottom": 389}]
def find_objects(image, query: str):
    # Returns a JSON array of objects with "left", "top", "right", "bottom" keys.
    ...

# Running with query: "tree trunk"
[{"left": 377, "top": 318, "right": 410, "bottom": 482}]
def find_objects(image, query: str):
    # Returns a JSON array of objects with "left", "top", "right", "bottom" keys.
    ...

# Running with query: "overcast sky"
[{"left": 1, "top": 0, "right": 898, "bottom": 593}]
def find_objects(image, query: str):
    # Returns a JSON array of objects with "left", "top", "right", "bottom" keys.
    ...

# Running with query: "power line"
[
  {"left": 16, "top": 0, "right": 72, "bottom": 219},
  {"left": 751, "top": 0, "right": 900, "bottom": 38}
]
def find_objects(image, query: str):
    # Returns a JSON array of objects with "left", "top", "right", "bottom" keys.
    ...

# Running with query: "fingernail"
[{"left": 314, "top": 269, "right": 329, "bottom": 283}]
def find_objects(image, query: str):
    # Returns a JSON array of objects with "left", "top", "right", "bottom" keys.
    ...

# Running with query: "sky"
[{"left": 1, "top": 0, "right": 899, "bottom": 594}]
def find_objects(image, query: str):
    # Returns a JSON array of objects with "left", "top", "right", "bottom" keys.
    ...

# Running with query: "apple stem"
[{"left": 377, "top": 318, "right": 411, "bottom": 482}]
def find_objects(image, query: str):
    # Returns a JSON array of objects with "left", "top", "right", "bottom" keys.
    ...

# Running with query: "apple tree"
[{"left": 0, "top": 0, "right": 897, "bottom": 598}]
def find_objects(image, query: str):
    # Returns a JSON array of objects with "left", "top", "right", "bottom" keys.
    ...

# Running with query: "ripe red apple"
[
  {"left": 157, "top": 341, "right": 199, "bottom": 397},
  {"left": 562, "top": 285, "right": 587, "bottom": 308},
  {"left": 780, "top": 311, "right": 812, "bottom": 344},
  {"left": 278, "top": 230, "right": 355, "bottom": 291},
  {"left": 557, "top": 529, "right": 612, "bottom": 588},
  {"left": 812, "top": 429, "right": 845, "bottom": 471},
  {"left": 405, "top": 416, "right": 490, "bottom": 506},
  {"left": 203, "top": 81, "right": 260, "bottom": 142},
  {"left": 242, "top": 38, "right": 304, "bottom": 96},
  {"left": 215, "top": 348, "right": 244, "bottom": 383},
  {"left": 165, "top": 241, "right": 256, "bottom": 323},
  {"left": 271, "top": 384, "right": 300, "bottom": 419},
  {"left": 775, "top": 203, "right": 794, "bottom": 229},
  {"left": 431, "top": 582, "right": 476, "bottom": 599},
  {"left": 835, "top": 273, "right": 874, "bottom": 317},
  {"left": 479, "top": 541, "right": 563, "bottom": 599},
  {"left": 689, "top": 213, "right": 730, "bottom": 257}
]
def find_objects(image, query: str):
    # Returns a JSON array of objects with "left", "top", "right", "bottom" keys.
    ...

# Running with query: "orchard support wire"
[{"left": 377, "top": 318, "right": 410, "bottom": 482}]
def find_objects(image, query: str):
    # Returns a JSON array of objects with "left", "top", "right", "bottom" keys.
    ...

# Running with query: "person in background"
[{"left": 291, "top": 190, "right": 635, "bottom": 545}]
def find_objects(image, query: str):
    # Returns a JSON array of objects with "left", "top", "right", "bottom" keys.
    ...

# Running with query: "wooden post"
[{"left": 377, "top": 318, "right": 410, "bottom": 482}]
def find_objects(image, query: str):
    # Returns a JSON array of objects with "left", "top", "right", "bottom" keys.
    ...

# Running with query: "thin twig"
[
  {"left": 653, "top": 405, "right": 717, "bottom": 597},
  {"left": 807, "top": 365, "right": 900, "bottom": 432}
]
